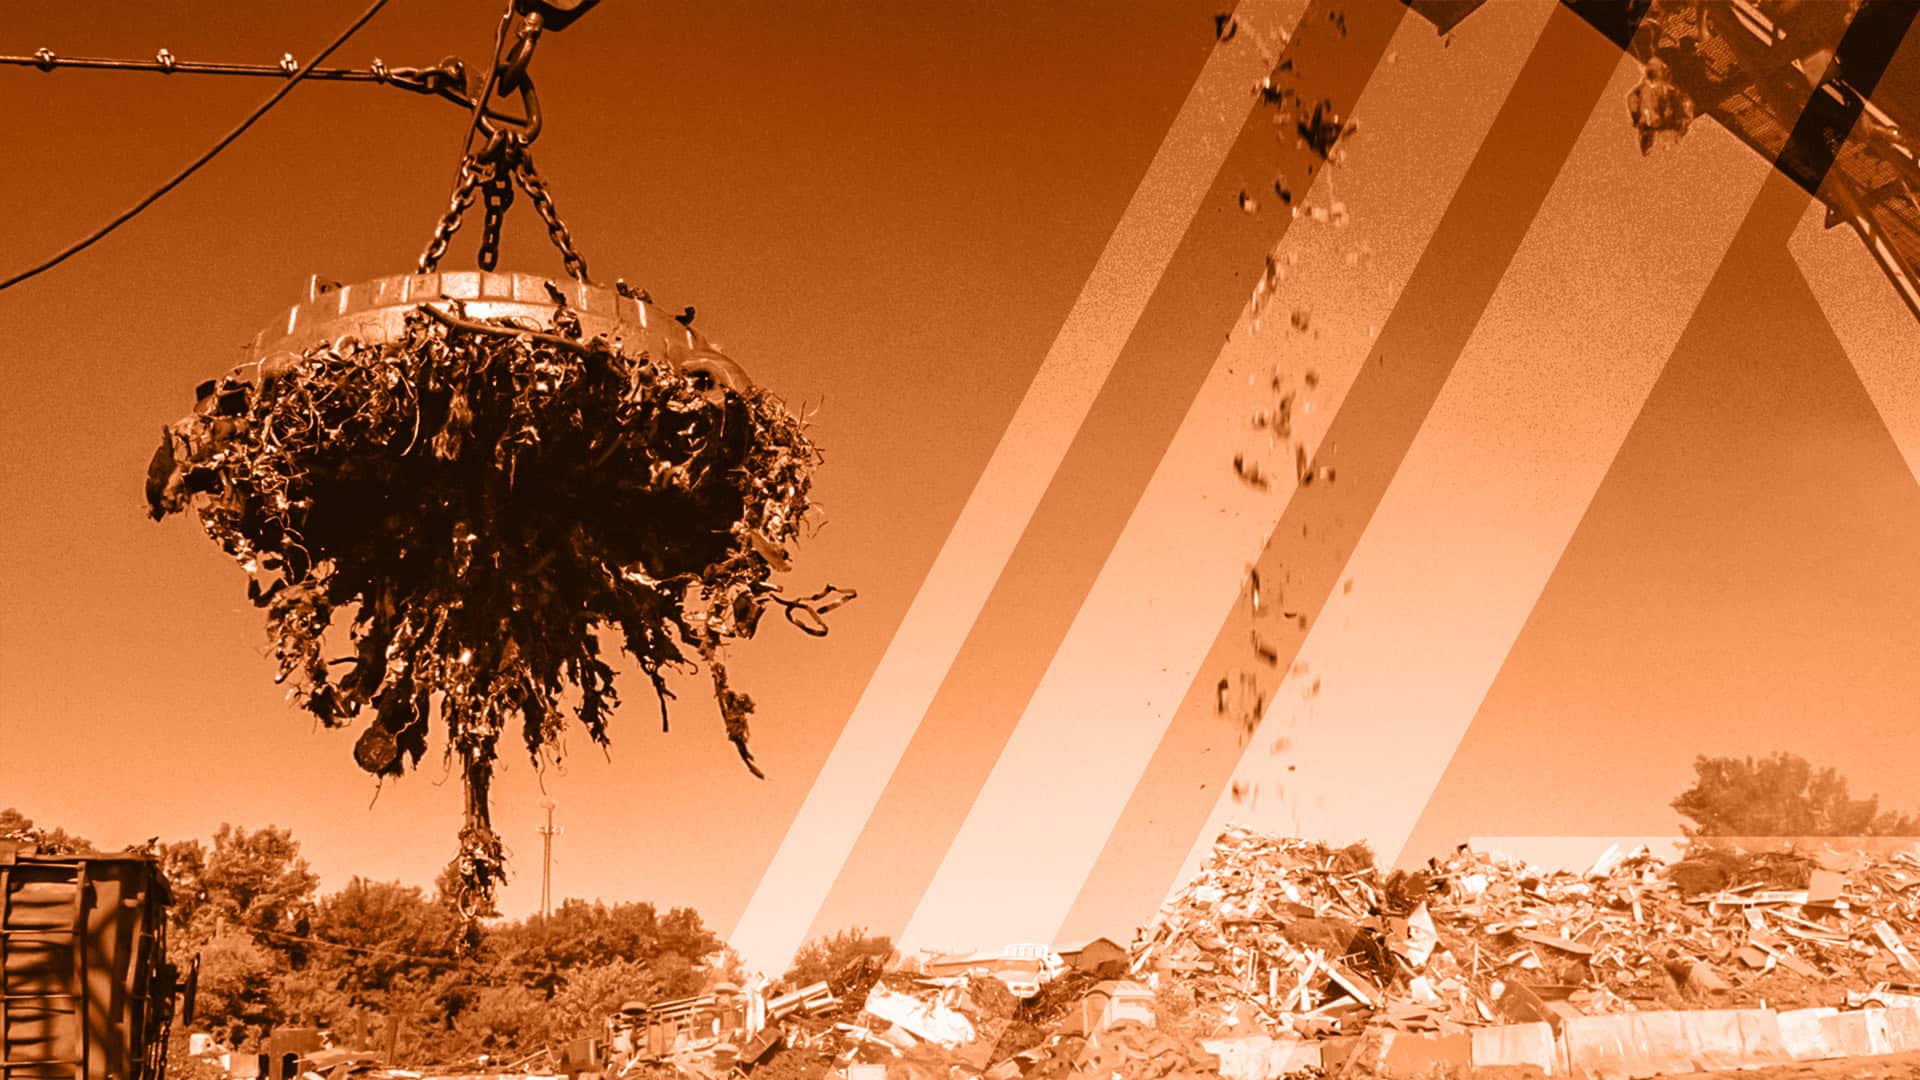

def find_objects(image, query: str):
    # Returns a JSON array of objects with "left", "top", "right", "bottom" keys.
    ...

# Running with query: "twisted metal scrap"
[{"left": 147, "top": 304, "right": 849, "bottom": 915}]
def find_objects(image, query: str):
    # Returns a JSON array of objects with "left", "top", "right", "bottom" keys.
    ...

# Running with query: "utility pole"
[{"left": 538, "top": 798, "right": 560, "bottom": 922}]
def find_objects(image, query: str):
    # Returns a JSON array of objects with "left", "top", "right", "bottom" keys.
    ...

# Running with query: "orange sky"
[{"left": 3, "top": 0, "right": 1918, "bottom": 973}]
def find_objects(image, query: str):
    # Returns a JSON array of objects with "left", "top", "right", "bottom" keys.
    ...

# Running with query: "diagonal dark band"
[
  {"left": 802, "top": 0, "right": 1408, "bottom": 945},
  {"left": 1057, "top": 1, "right": 1654, "bottom": 946},
  {"left": 1773, "top": 0, "right": 1920, "bottom": 197}
]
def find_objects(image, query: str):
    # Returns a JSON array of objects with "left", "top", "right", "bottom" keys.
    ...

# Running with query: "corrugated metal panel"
[{"left": 0, "top": 854, "right": 172, "bottom": 1080}]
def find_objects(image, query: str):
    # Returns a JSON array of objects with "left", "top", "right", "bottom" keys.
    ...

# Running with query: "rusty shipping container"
[{"left": 1, "top": 845, "right": 184, "bottom": 1080}]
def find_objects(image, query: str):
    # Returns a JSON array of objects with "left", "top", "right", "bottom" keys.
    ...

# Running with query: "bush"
[{"left": 454, "top": 984, "right": 553, "bottom": 1057}]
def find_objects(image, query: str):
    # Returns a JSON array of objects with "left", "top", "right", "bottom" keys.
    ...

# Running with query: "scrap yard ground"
[{"left": 1666, "top": 1054, "right": 1920, "bottom": 1080}]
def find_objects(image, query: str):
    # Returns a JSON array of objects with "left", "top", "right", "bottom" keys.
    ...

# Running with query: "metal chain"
[
  {"left": 408, "top": 3, "right": 591, "bottom": 284},
  {"left": 476, "top": 163, "right": 517, "bottom": 271},
  {"left": 417, "top": 156, "right": 490, "bottom": 274},
  {"left": 412, "top": 150, "right": 588, "bottom": 282},
  {"left": 514, "top": 151, "right": 590, "bottom": 283}
]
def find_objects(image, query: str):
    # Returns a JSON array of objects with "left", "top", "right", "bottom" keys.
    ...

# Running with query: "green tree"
[
  {"left": 453, "top": 983, "right": 553, "bottom": 1059},
  {"left": 781, "top": 928, "right": 894, "bottom": 997},
  {"left": 378, "top": 969, "right": 467, "bottom": 1066},
  {"left": 199, "top": 825, "right": 319, "bottom": 947},
  {"left": 0, "top": 808, "right": 94, "bottom": 854},
  {"left": 550, "top": 958, "right": 651, "bottom": 1037},
  {"left": 194, "top": 929, "right": 285, "bottom": 1045},
  {"left": 122, "top": 817, "right": 742, "bottom": 1065},
  {"left": 268, "top": 966, "right": 355, "bottom": 1030},
  {"left": 489, "top": 900, "right": 720, "bottom": 997},
  {"left": 306, "top": 878, "right": 461, "bottom": 999},
  {"left": 1672, "top": 752, "right": 1920, "bottom": 838},
  {"left": 160, "top": 839, "right": 210, "bottom": 934}
]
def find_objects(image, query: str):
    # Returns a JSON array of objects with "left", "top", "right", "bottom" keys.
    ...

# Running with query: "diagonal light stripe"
[
  {"left": 1180, "top": 85, "right": 1780, "bottom": 890},
  {"left": 1378, "top": 168, "right": 1915, "bottom": 866},
  {"left": 724, "top": 0, "right": 1312, "bottom": 976},
  {"left": 893, "top": 0, "right": 1566, "bottom": 955},
  {"left": 1365, "top": 6, "right": 1918, "bottom": 871},
  {"left": 1050, "top": 0, "right": 1654, "bottom": 949},
  {"left": 1790, "top": 196, "right": 1920, "bottom": 485},
  {"left": 793, "top": 0, "right": 1408, "bottom": 952}
]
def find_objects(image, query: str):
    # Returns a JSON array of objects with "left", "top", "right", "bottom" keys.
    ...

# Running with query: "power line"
[
  {"left": 5, "top": 51, "right": 409, "bottom": 84},
  {"left": 0, "top": 0, "right": 395, "bottom": 293},
  {"left": 0, "top": 51, "right": 488, "bottom": 113},
  {"left": 256, "top": 926, "right": 457, "bottom": 966}
]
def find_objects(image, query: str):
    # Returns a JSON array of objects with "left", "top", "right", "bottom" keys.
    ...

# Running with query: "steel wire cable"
[{"left": 0, "top": 0, "right": 395, "bottom": 293}]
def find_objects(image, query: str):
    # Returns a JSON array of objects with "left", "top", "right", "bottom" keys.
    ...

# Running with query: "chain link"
[
  {"left": 515, "top": 151, "right": 590, "bottom": 283},
  {"left": 415, "top": 149, "right": 590, "bottom": 282},
  {"left": 476, "top": 164, "right": 517, "bottom": 272},
  {"left": 410, "top": 6, "right": 592, "bottom": 285},
  {"left": 417, "top": 157, "right": 490, "bottom": 274}
]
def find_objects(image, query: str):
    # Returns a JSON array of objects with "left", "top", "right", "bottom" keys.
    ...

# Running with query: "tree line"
[
  {"left": 1670, "top": 752, "right": 1920, "bottom": 838},
  {"left": 3, "top": 751, "right": 1909, "bottom": 1065},
  {"left": 0, "top": 811, "right": 738, "bottom": 1067}
]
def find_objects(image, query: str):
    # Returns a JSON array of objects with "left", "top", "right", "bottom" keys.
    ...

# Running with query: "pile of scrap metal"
[
  {"left": 605, "top": 949, "right": 1172, "bottom": 1080},
  {"left": 620, "top": 827, "right": 1918, "bottom": 1079},
  {"left": 903, "top": 945, "right": 1070, "bottom": 1001},
  {"left": 831, "top": 979, "right": 1011, "bottom": 1074},
  {"left": 605, "top": 978, "right": 839, "bottom": 1078},
  {"left": 630, "top": 946, "right": 1205, "bottom": 1080},
  {"left": 190, "top": 1025, "right": 436, "bottom": 1080},
  {"left": 0, "top": 840, "right": 191, "bottom": 1080},
  {"left": 786, "top": 971, "right": 1219, "bottom": 1080},
  {"left": 1124, "top": 824, "right": 1920, "bottom": 1055}
]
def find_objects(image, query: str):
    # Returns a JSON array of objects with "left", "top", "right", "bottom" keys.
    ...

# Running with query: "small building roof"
[{"left": 1055, "top": 935, "right": 1126, "bottom": 956}]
